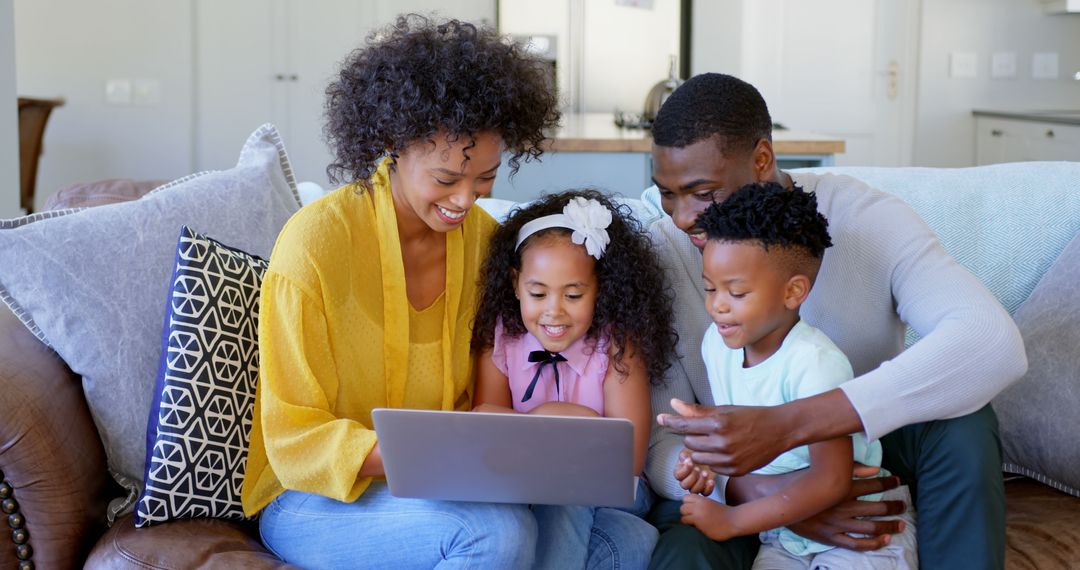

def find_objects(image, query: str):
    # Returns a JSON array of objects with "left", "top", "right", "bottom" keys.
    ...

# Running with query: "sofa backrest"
[{"left": 796, "top": 162, "right": 1080, "bottom": 316}]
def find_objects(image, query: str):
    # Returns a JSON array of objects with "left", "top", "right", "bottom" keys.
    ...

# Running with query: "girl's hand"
[
  {"left": 528, "top": 401, "right": 600, "bottom": 417},
  {"left": 674, "top": 448, "right": 715, "bottom": 496},
  {"left": 472, "top": 403, "right": 517, "bottom": 414},
  {"left": 680, "top": 494, "right": 738, "bottom": 542}
]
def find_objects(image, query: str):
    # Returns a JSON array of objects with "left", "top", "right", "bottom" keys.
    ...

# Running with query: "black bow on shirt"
[{"left": 521, "top": 350, "right": 567, "bottom": 403}]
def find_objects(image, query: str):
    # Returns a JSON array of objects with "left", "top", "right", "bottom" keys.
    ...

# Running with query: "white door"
[
  {"left": 196, "top": 1, "right": 495, "bottom": 188},
  {"left": 194, "top": 0, "right": 279, "bottom": 175},
  {"left": 738, "top": 0, "right": 919, "bottom": 167}
]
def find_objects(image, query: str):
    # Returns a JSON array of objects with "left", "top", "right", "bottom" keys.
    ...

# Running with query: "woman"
[{"left": 241, "top": 15, "right": 560, "bottom": 568}]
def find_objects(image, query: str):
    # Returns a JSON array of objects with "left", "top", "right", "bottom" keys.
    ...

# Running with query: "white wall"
[
  {"left": 690, "top": 0, "right": 743, "bottom": 77},
  {"left": 0, "top": 1, "right": 20, "bottom": 217},
  {"left": 14, "top": 1, "right": 497, "bottom": 206},
  {"left": 691, "top": 0, "right": 1080, "bottom": 167},
  {"left": 914, "top": 0, "right": 1080, "bottom": 166},
  {"left": 15, "top": 0, "right": 195, "bottom": 210}
]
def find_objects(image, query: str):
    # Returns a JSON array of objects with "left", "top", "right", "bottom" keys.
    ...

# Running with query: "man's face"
[{"left": 652, "top": 136, "right": 773, "bottom": 249}]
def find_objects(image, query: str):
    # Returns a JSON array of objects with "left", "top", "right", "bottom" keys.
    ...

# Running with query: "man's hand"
[
  {"left": 674, "top": 448, "right": 715, "bottom": 496},
  {"left": 680, "top": 494, "right": 739, "bottom": 542},
  {"left": 787, "top": 472, "right": 907, "bottom": 551},
  {"left": 658, "top": 398, "right": 792, "bottom": 476}
]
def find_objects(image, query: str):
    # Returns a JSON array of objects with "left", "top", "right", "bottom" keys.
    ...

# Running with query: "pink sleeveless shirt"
[{"left": 492, "top": 320, "right": 610, "bottom": 415}]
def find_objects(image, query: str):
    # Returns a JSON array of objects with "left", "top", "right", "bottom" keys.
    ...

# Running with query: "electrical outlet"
[
  {"left": 1032, "top": 52, "right": 1059, "bottom": 79},
  {"left": 105, "top": 79, "right": 132, "bottom": 105},
  {"left": 950, "top": 52, "right": 978, "bottom": 79},
  {"left": 991, "top": 52, "right": 1017, "bottom": 79}
]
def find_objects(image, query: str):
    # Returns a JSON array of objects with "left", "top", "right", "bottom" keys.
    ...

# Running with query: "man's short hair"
[{"left": 651, "top": 73, "right": 772, "bottom": 157}]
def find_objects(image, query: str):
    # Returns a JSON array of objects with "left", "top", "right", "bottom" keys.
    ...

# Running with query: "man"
[{"left": 644, "top": 73, "right": 1026, "bottom": 570}]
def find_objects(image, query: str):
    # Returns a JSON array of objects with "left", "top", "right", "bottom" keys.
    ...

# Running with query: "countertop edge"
[{"left": 973, "top": 110, "right": 1080, "bottom": 126}]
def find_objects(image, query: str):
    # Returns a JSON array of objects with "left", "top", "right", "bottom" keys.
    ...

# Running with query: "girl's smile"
[{"left": 513, "top": 233, "right": 598, "bottom": 353}]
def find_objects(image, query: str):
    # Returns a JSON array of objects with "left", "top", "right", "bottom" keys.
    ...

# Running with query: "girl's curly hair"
[
  {"left": 472, "top": 190, "right": 678, "bottom": 386},
  {"left": 324, "top": 14, "right": 561, "bottom": 186}
]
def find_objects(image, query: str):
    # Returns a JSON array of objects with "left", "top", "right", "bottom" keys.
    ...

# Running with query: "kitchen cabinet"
[
  {"left": 974, "top": 113, "right": 1080, "bottom": 165},
  {"left": 194, "top": 0, "right": 494, "bottom": 187},
  {"left": 1040, "top": 0, "right": 1080, "bottom": 14}
]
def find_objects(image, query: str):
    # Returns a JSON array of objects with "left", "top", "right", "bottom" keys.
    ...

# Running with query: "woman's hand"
[
  {"left": 674, "top": 448, "right": 715, "bottom": 496},
  {"left": 658, "top": 398, "right": 793, "bottom": 476}
]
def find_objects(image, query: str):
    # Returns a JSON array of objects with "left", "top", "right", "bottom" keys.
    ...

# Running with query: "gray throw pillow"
[
  {"left": 993, "top": 230, "right": 1080, "bottom": 497},
  {"left": 0, "top": 124, "right": 301, "bottom": 519}
]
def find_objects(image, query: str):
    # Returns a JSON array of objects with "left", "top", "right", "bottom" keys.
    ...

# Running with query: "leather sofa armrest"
[{"left": 0, "top": 304, "right": 114, "bottom": 569}]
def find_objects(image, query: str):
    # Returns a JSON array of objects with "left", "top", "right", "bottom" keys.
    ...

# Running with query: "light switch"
[
  {"left": 133, "top": 79, "right": 161, "bottom": 106},
  {"left": 950, "top": 52, "right": 978, "bottom": 79},
  {"left": 991, "top": 52, "right": 1017, "bottom": 79},
  {"left": 1032, "top": 52, "right": 1059, "bottom": 79},
  {"left": 105, "top": 79, "right": 132, "bottom": 105}
]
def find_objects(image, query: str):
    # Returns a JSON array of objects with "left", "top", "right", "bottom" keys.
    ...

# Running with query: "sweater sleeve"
[
  {"left": 257, "top": 271, "right": 378, "bottom": 502},
  {"left": 839, "top": 194, "right": 1027, "bottom": 441},
  {"left": 645, "top": 219, "right": 731, "bottom": 501}
]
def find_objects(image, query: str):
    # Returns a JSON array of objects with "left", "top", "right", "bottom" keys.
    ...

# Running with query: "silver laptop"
[{"left": 371, "top": 408, "right": 637, "bottom": 508}]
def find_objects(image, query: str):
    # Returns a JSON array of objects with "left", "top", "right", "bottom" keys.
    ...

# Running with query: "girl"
[
  {"left": 472, "top": 190, "right": 679, "bottom": 570},
  {"left": 242, "top": 15, "right": 560, "bottom": 569}
]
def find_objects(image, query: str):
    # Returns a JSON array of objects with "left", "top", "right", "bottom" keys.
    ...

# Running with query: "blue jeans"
[
  {"left": 259, "top": 483, "right": 537, "bottom": 569},
  {"left": 648, "top": 405, "right": 1004, "bottom": 570},
  {"left": 533, "top": 478, "right": 658, "bottom": 570}
]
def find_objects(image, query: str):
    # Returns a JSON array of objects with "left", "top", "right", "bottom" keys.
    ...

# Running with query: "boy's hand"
[
  {"left": 674, "top": 448, "right": 715, "bottom": 496},
  {"left": 681, "top": 494, "right": 738, "bottom": 542}
]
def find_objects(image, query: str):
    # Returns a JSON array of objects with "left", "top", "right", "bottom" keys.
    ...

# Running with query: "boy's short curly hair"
[
  {"left": 324, "top": 14, "right": 561, "bottom": 185},
  {"left": 698, "top": 181, "right": 833, "bottom": 277},
  {"left": 651, "top": 73, "right": 772, "bottom": 158},
  {"left": 472, "top": 190, "right": 678, "bottom": 386}
]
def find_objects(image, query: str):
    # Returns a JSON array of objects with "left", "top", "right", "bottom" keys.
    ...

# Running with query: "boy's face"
[{"left": 701, "top": 239, "right": 801, "bottom": 366}]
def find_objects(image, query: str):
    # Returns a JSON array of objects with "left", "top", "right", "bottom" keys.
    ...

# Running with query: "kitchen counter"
[
  {"left": 548, "top": 112, "right": 847, "bottom": 155},
  {"left": 973, "top": 109, "right": 1080, "bottom": 127}
]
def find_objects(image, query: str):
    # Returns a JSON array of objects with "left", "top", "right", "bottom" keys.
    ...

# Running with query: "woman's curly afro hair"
[
  {"left": 471, "top": 190, "right": 678, "bottom": 386},
  {"left": 324, "top": 14, "right": 561, "bottom": 186}
]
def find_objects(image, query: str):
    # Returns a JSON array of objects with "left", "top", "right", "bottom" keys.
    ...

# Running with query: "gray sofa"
[{"left": 2, "top": 160, "right": 1080, "bottom": 569}]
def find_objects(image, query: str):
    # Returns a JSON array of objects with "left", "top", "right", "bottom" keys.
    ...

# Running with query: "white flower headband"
[{"left": 515, "top": 197, "right": 613, "bottom": 260}]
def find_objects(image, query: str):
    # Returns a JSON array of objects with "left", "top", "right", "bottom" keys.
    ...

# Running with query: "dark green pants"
[{"left": 647, "top": 404, "right": 1005, "bottom": 570}]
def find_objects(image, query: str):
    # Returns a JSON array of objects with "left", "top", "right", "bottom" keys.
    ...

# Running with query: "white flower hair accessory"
[{"left": 515, "top": 196, "right": 614, "bottom": 259}]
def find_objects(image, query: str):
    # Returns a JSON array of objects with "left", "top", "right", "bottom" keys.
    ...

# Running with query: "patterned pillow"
[{"left": 135, "top": 226, "right": 268, "bottom": 527}]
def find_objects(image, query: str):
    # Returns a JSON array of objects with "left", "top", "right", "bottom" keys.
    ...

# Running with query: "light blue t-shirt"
[{"left": 702, "top": 319, "right": 883, "bottom": 556}]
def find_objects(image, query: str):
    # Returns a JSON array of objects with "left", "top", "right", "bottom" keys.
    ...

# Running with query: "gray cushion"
[
  {"left": 994, "top": 230, "right": 1080, "bottom": 497},
  {"left": 0, "top": 124, "right": 301, "bottom": 518}
]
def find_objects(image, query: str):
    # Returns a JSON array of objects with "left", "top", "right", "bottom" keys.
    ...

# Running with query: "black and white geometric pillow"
[{"left": 135, "top": 225, "right": 268, "bottom": 527}]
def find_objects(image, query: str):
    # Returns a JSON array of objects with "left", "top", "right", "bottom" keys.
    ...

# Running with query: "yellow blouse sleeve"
[{"left": 256, "top": 270, "right": 378, "bottom": 503}]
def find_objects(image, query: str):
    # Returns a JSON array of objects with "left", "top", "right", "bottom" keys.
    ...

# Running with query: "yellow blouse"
[{"left": 241, "top": 163, "right": 497, "bottom": 514}]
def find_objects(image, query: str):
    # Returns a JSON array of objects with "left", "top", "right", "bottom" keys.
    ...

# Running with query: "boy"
[{"left": 677, "top": 182, "right": 917, "bottom": 569}]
